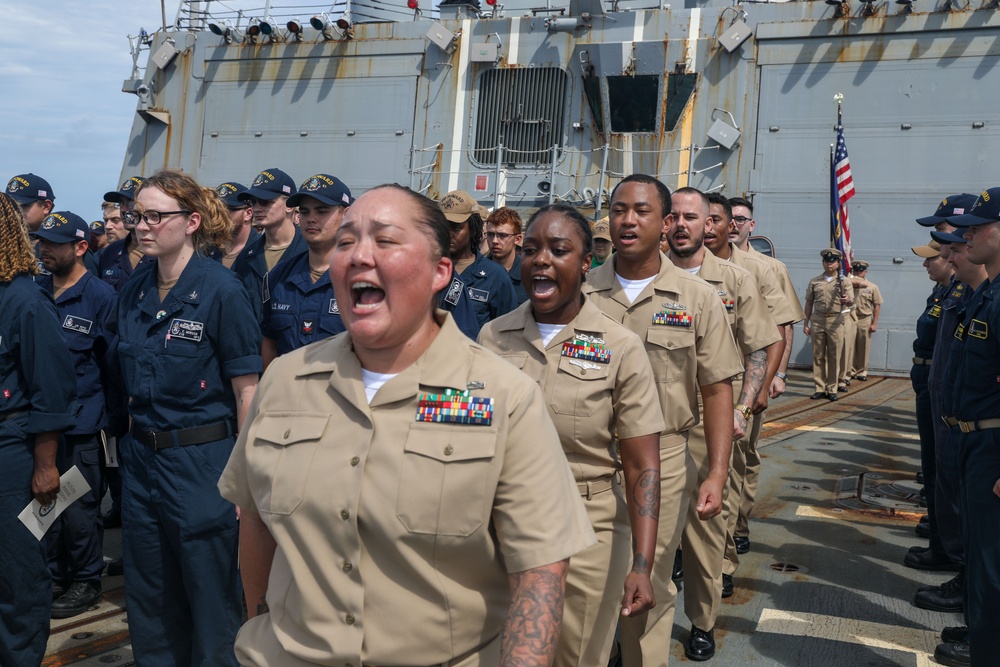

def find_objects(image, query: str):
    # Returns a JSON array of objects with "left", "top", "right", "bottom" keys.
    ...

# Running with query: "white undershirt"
[
  {"left": 361, "top": 369, "right": 398, "bottom": 403},
  {"left": 615, "top": 273, "right": 656, "bottom": 304},
  {"left": 824, "top": 275, "right": 836, "bottom": 282},
  {"left": 536, "top": 322, "right": 566, "bottom": 347},
  {"left": 685, "top": 265, "right": 701, "bottom": 275}
]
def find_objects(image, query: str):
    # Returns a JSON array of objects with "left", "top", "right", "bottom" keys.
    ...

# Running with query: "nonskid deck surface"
[{"left": 50, "top": 373, "right": 944, "bottom": 666}]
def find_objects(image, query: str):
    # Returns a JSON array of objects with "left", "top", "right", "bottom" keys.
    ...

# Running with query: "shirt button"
[
  {"left": 351, "top": 456, "right": 360, "bottom": 466},
  {"left": 283, "top": 429, "right": 291, "bottom": 439},
  {"left": 343, "top": 560, "right": 353, "bottom": 572},
  {"left": 346, "top": 613, "right": 355, "bottom": 625},
  {"left": 341, "top": 509, "right": 350, "bottom": 520},
  {"left": 444, "top": 445, "right": 454, "bottom": 456}
]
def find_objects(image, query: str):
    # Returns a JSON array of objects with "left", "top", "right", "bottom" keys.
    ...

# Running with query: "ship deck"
[{"left": 47, "top": 372, "right": 950, "bottom": 666}]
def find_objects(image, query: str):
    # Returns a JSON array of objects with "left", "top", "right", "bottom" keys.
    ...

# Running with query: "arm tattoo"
[
  {"left": 632, "top": 552, "right": 650, "bottom": 575},
  {"left": 256, "top": 596, "right": 269, "bottom": 616},
  {"left": 501, "top": 566, "right": 566, "bottom": 667},
  {"left": 738, "top": 349, "right": 767, "bottom": 406},
  {"left": 631, "top": 468, "right": 660, "bottom": 521}
]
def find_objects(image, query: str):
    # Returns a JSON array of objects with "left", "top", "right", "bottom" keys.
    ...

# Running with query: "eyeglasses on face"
[
  {"left": 732, "top": 216, "right": 753, "bottom": 225},
  {"left": 485, "top": 231, "right": 515, "bottom": 241},
  {"left": 131, "top": 209, "right": 191, "bottom": 226}
]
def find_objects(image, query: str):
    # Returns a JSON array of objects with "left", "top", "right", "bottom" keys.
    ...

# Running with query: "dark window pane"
[
  {"left": 664, "top": 73, "right": 697, "bottom": 132},
  {"left": 607, "top": 75, "right": 659, "bottom": 133}
]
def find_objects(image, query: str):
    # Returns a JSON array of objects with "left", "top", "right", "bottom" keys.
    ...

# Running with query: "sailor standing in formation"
[{"left": 804, "top": 248, "right": 853, "bottom": 401}]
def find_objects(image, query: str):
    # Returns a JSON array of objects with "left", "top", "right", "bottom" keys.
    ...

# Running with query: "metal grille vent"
[{"left": 473, "top": 68, "right": 568, "bottom": 166}]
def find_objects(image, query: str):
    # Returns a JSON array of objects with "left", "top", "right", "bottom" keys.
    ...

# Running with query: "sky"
[{"left": 0, "top": 2, "right": 166, "bottom": 221}]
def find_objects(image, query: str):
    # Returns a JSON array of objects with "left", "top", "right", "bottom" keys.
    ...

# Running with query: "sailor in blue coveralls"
[
  {"left": 33, "top": 211, "right": 122, "bottom": 619},
  {"left": 208, "top": 181, "right": 260, "bottom": 270},
  {"left": 232, "top": 168, "right": 308, "bottom": 324},
  {"left": 112, "top": 171, "right": 261, "bottom": 666},
  {"left": 0, "top": 193, "right": 77, "bottom": 667},
  {"left": 98, "top": 176, "right": 153, "bottom": 292},
  {"left": 439, "top": 189, "right": 517, "bottom": 333},
  {"left": 935, "top": 188, "right": 1000, "bottom": 667},
  {"left": 261, "top": 174, "right": 351, "bottom": 368}
]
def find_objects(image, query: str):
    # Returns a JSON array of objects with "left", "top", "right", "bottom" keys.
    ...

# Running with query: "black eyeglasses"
[
  {"left": 732, "top": 216, "right": 753, "bottom": 225},
  {"left": 134, "top": 210, "right": 191, "bottom": 226},
  {"left": 485, "top": 231, "right": 515, "bottom": 241}
]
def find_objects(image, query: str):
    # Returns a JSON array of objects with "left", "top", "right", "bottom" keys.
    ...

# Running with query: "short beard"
[{"left": 668, "top": 237, "right": 702, "bottom": 258}]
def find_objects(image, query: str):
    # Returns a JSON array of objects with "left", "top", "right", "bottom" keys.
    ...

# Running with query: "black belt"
[
  {"left": 912, "top": 357, "right": 932, "bottom": 366},
  {"left": 131, "top": 421, "right": 233, "bottom": 451},
  {"left": 0, "top": 410, "right": 25, "bottom": 424}
]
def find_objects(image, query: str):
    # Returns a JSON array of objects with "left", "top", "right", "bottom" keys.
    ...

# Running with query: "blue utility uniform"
[
  {"left": 457, "top": 252, "right": 518, "bottom": 331},
  {"left": 262, "top": 252, "right": 345, "bottom": 356},
  {"left": 0, "top": 276, "right": 76, "bottom": 666},
  {"left": 208, "top": 228, "right": 261, "bottom": 267},
  {"left": 114, "top": 254, "right": 262, "bottom": 667},
  {"left": 506, "top": 253, "right": 529, "bottom": 305},
  {"left": 912, "top": 282, "right": 947, "bottom": 557},
  {"left": 38, "top": 272, "right": 120, "bottom": 588},
  {"left": 98, "top": 232, "right": 154, "bottom": 292},
  {"left": 231, "top": 227, "right": 307, "bottom": 325},
  {"left": 437, "top": 271, "right": 481, "bottom": 340},
  {"left": 928, "top": 280, "right": 971, "bottom": 566},
  {"left": 944, "top": 278, "right": 1000, "bottom": 665}
]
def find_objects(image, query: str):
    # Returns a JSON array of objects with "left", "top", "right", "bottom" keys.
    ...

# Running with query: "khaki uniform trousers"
[
  {"left": 851, "top": 315, "right": 873, "bottom": 378},
  {"left": 723, "top": 410, "right": 764, "bottom": 577},
  {"left": 679, "top": 419, "right": 729, "bottom": 632},
  {"left": 839, "top": 314, "right": 857, "bottom": 385},
  {"left": 620, "top": 432, "right": 694, "bottom": 667},
  {"left": 810, "top": 313, "right": 845, "bottom": 394},
  {"left": 235, "top": 616, "right": 502, "bottom": 667},
  {"left": 554, "top": 481, "right": 630, "bottom": 667}
]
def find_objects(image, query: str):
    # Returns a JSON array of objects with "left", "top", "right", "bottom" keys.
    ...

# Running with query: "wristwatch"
[
  {"left": 775, "top": 372, "right": 788, "bottom": 381},
  {"left": 737, "top": 404, "right": 753, "bottom": 420}
]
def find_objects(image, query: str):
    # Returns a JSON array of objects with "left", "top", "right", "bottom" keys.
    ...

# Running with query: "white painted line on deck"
[
  {"left": 784, "top": 424, "right": 919, "bottom": 440},
  {"left": 756, "top": 608, "right": 938, "bottom": 660}
]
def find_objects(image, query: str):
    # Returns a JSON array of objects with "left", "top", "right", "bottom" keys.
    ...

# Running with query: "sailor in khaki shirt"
[
  {"left": 584, "top": 175, "right": 743, "bottom": 667},
  {"left": 849, "top": 260, "right": 883, "bottom": 380},
  {"left": 804, "top": 248, "right": 854, "bottom": 400},
  {"left": 219, "top": 185, "right": 596, "bottom": 667},
  {"left": 668, "top": 188, "right": 781, "bottom": 659},
  {"left": 725, "top": 197, "right": 806, "bottom": 577},
  {"left": 479, "top": 204, "right": 663, "bottom": 667}
]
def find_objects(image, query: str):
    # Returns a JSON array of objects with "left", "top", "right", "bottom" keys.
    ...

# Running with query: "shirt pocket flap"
[
  {"left": 499, "top": 351, "right": 529, "bottom": 369},
  {"left": 646, "top": 327, "right": 695, "bottom": 351},
  {"left": 404, "top": 428, "right": 497, "bottom": 462},
  {"left": 556, "top": 354, "right": 611, "bottom": 380},
  {"left": 256, "top": 412, "right": 330, "bottom": 446}
]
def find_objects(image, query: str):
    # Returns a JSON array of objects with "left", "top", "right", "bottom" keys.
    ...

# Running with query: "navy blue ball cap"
[
  {"left": 215, "top": 181, "right": 249, "bottom": 208},
  {"left": 6, "top": 173, "right": 54, "bottom": 204},
  {"left": 31, "top": 211, "right": 89, "bottom": 243},
  {"left": 104, "top": 176, "right": 144, "bottom": 204},
  {"left": 286, "top": 174, "right": 353, "bottom": 208},
  {"left": 239, "top": 168, "right": 296, "bottom": 201},
  {"left": 90, "top": 220, "right": 106, "bottom": 235},
  {"left": 916, "top": 193, "right": 978, "bottom": 227},
  {"left": 948, "top": 188, "right": 1000, "bottom": 228},
  {"left": 930, "top": 229, "right": 967, "bottom": 245}
]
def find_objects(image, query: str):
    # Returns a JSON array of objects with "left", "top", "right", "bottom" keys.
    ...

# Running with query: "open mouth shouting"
[{"left": 351, "top": 280, "right": 386, "bottom": 312}]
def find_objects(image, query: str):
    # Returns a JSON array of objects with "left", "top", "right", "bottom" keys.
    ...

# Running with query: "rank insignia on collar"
[
  {"left": 561, "top": 337, "right": 611, "bottom": 364},
  {"left": 416, "top": 389, "right": 493, "bottom": 425},
  {"left": 139, "top": 290, "right": 145, "bottom": 300},
  {"left": 477, "top": 270, "right": 487, "bottom": 277},
  {"left": 188, "top": 290, "right": 198, "bottom": 300},
  {"left": 653, "top": 310, "right": 693, "bottom": 327}
]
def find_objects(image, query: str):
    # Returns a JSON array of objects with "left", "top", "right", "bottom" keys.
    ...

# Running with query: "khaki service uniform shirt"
[
  {"left": 583, "top": 254, "right": 744, "bottom": 436},
  {"left": 806, "top": 274, "right": 847, "bottom": 318},
  {"left": 854, "top": 280, "right": 884, "bottom": 319},
  {"left": 478, "top": 295, "right": 664, "bottom": 483},
  {"left": 727, "top": 244, "right": 797, "bottom": 327},
  {"left": 695, "top": 251, "right": 781, "bottom": 357},
  {"left": 219, "top": 314, "right": 596, "bottom": 667},
  {"left": 748, "top": 245, "right": 807, "bottom": 324}
]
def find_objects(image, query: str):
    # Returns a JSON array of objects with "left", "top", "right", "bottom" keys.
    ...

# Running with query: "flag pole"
[{"left": 830, "top": 142, "right": 836, "bottom": 250}]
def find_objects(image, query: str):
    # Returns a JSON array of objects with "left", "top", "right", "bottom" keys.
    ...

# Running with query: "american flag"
[{"left": 830, "top": 106, "right": 854, "bottom": 274}]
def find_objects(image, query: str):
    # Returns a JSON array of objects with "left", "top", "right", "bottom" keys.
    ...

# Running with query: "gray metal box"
[
  {"left": 707, "top": 119, "right": 741, "bottom": 149},
  {"left": 151, "top": 40, "right": 179, "bottom": 70},
  {"left": 426, "top": 22, "right": 457, "bottom": 52},
  {"left": 718, "top": 20, "right": 752, "bottom": 53},
  {"left": 470, "top": 42, "right": 499, "bottom": 62}
]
